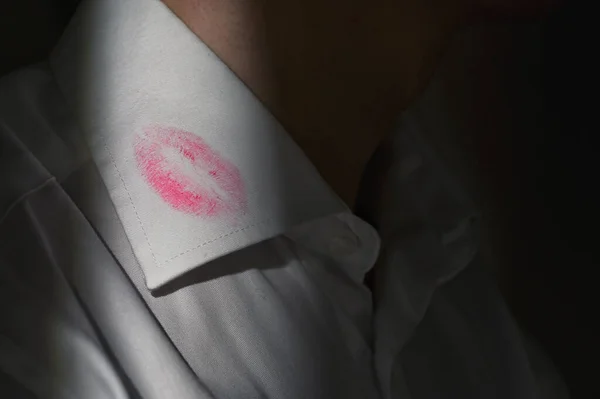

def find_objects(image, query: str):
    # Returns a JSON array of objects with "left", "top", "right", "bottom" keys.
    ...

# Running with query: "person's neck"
[{"left": 162, "top": 0, "right": 468, "bottom": 205}]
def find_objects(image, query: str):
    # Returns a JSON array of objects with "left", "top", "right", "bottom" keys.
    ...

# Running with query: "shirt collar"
[{"left": 50, "top": 0, "right": 347, "bottom": 290}]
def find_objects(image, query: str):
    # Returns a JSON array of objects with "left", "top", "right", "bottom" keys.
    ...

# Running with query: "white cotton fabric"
[
  {"left": 51, "top": 0, "right": 346, "bottom": 290},
  {"left": 0, "top": 0, "right": 567, "bottom": 398}
]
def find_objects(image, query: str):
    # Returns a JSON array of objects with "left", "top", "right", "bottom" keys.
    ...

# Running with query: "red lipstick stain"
[{"left": 134, "top": 125, "right": 246, "bottom": 217}]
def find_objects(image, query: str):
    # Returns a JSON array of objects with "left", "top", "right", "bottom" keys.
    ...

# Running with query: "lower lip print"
[{"left": 134, "top": 125, "right": 246, "bottom": 217}]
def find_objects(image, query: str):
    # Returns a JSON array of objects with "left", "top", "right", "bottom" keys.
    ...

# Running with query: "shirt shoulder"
[{"left": 0, "top": 63, "right": 89, "bottom": 219}]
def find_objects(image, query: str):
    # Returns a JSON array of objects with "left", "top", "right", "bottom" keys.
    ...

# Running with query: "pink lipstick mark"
[{"left": 134, "top": 125, "right": 246, "bottom": 217}]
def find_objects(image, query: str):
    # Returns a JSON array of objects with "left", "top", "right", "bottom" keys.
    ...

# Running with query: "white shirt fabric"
[{"left": 0, "top": 0, "right": 566, "bottom": 398}]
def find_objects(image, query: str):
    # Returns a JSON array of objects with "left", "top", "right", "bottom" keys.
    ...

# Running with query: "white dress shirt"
[{"left": 0, "top": 0, "right": 566, "bottom": 398}]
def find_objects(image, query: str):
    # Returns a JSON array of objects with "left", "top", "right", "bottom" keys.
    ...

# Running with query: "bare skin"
[{"left": 161, "top": 0, "right": 472, "bottom": 205}]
